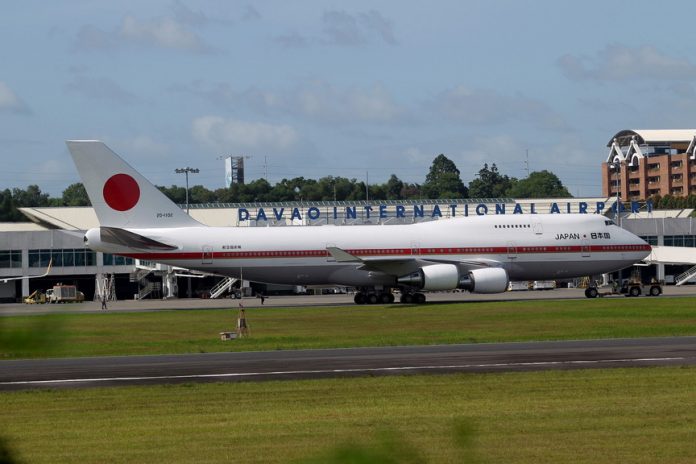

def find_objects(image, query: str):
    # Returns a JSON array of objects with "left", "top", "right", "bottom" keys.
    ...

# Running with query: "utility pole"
[
  {"left": 175, "top": 167, "right": 199, "bottom": 214},
  {"left": 525, "top": 149, "right": 530, "bottom": 178},
  {"left": 366, "top": 171, "right": 369, "bottom": 202}
]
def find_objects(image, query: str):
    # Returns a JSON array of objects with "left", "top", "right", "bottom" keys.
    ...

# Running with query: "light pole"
[{"left": 175, "top": 167, "right": 199, "bottom": 213}]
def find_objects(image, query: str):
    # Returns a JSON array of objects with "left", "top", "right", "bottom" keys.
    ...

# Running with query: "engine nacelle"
[
  {"left": 398, "top": 265, "right": 510, "bottom": 294},
  {"left": 397, "top": 263, "right": 459, "bottom": 291},
  {"left": 458, "top": 267, "right": 509, "bottom": 294}
]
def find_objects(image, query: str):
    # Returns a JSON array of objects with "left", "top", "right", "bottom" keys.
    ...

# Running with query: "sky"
[{"left": 2, "top": 0, "right": 696, "bottom": 198}]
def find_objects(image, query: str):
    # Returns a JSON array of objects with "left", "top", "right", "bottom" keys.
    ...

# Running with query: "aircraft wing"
[
  {"left": 326, "top": 247, "right": 502, "bottom": 276},
  {"left": 1, "top": 260, "right": 52, "bottom": 283}
]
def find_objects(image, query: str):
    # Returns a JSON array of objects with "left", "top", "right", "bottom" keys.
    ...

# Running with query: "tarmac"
[{"left": 2, "top": 286, "right": 696, "bottom": 316}]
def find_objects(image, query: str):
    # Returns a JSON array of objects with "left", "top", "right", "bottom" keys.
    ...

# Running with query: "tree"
[
  {"left": 0, "top": 189, "right": 22, "bottom": 221},
  {"left": 506, "top": 170, "right": 571, "bottom": 198},
  {"left": 188, "top": 185, "right": 216, "bottom": 204},
  {"left": 468, "top": 163, "right": 517, "bottom": 199},
  {"left": 61, "top": 183, "right": 91, "bottom": 206},
  {"left": 157, "top": 185, "right": 187, "bottom": 204},
  {"left": 12, "top": 185, "right": 50, "bottom": 207},
  {"left": 421, "top": 154, "right": 468, "bottom": 199},
  {"left": 385, "top": 174, "right": 404, "bottom": 200}
]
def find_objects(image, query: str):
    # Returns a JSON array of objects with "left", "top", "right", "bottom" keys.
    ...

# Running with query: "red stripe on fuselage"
[{"left": 121, "top": 244, "right": 651, "bottom": 261}]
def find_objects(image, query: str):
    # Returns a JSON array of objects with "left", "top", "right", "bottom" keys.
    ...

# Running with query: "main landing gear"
[
  {"left": 352, "top": 289, "right": 427, "bottom": 305},
  {"left": 354, "top": 291, "right": 395, "bottom": 305},
  {"left": 399, "top": 292, "right": 426, "bottom": 304}
]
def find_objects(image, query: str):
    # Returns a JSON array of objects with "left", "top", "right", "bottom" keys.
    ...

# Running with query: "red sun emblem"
[{"left": 103, "top": 174, "right": 140, "bottom": 211}]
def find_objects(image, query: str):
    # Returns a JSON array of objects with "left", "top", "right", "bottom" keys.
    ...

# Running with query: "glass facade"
[
  {"left": 28, "top": 248, "right": 97, "bottom": 268},
  {"left": 0, "top": 250, "right": 22, "bottom": 268},
  {"left": 102, "top": 253, "right": 134, "bottom": 266},
  {"left": 663, "top": 235, "right": 696, "bottom": 247}
]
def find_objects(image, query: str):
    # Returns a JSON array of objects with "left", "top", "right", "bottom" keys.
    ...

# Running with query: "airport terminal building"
[
  {"left": 2, "top": 196, "right": 695, "bottom": 302},
  {"left": 602, "top": 129, "right": 696, "bottom": 200}
]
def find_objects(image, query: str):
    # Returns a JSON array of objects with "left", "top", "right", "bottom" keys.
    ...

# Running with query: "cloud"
[
  {"left": 321, "top": 10, "right": 397, "bottom": 46},
  {"left": 64, "top": 75, "right": 138, "bottom": 103},
  {"left": 176, "top": 80, "right": 406, "bottom": 124},
  {"left": 120, "top": 14, "right": 210, "bottom": 52},
  {"left": 242, "top": 5, "right": 261, "bottom": 21},
  {"left": 74, "top": 13, "right": 211, "bottom": 53},
  {"left": 274, "top": 31, "right": 309, "bottom": 48},
  {"left": 275, "top": 9, "right": 396, "bottom": 48},
  {"left": 121, "top": 135, "right": 169, "bottom": 158},
  {"left": 428, "top": 85, "right": 566, "bottom": 129},
  {"left": 74, "top": 24, "right": 117, "bottom": 50},
  {"left": 170, "top": 0, "right": 209, "bottom": 27},
  {"left": 0, "top": 81, "right": 30, "bottom": 114},
  {"left": 558, "top": 44, "right": 696, "bottom": 81},
  {"left": 192, "top": 116, "right": 299, "bottom": 153}
]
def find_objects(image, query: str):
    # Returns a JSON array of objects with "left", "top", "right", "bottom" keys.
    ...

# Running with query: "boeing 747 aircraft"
[{"left": 67, "top": 141, "right": 651, "bottom": 304}]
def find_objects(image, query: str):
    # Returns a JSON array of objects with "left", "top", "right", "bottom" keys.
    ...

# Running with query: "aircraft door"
[
  {"left": 507, "top": 241, "right": 518, "bottom": 260},
  {"left": 202, "top": 246, "right": 213, "bottom": 264},
  {"left": 581, "top": 240, "right": 591, "bottom": 258},
  {"left": 411, "top": 241, "right": 420, "bottom": 255},
  {"left": 533, "top": 222, "right": 543, "bottom": 235}
]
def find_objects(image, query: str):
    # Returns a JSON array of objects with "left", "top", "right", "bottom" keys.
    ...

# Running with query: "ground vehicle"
[
  {"left": 584, "top": 277, "right": 662, "bottom": 298},
  {"left": 46, "top": 284, "right": 85, "bottom": 303},
  {"left": 532, "top": 280, "right": 556, "bottom": 290},
  {"left": 23, "top": 290, "right": 46, "bottom": 304}
]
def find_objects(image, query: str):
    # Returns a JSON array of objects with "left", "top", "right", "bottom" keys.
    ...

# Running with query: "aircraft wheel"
[
  {"left": 354, "top": 293, "right": 366, "bottom": 305},
  {"left": 584, "top": 288, "right": 598, "bottom": 298},
  {"left": 380, "top": 293, "right": 392, "bottom": 304},
  {"left": 629, "top": 286, "right": 641, "bottom": 297},
  {"left": 401, "top": 293, "right": 414, "bottom": 304},
  {"left": 414, "top": 293, "right": 426, "bottom": 304},
  {"left": 649, "top": 286, "right": 661, "bottom": 296},
  {"left": 367, "top": 293, "right": 379, "bottom": 304}
]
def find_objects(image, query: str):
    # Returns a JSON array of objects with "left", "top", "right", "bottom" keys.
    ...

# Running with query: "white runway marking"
[{"left": 0, "top": 357, "right": 686, "bottom": 387}]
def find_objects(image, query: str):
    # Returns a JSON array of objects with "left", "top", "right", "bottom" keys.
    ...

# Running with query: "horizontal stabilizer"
[{"left": 99, "top": 227, "right": 178, "bottom": 251}]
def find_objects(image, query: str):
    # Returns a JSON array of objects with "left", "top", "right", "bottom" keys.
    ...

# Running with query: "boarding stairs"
[
  {"left": 129, "top": 268, "right": 153, "bottom": 283},
  {"left": 137, "top": 279, "right": 161, "bottom": 300},
  {"left": 209, "top": 277, "right": 237, "bottom": 299},
  {"left": 675, "top": 265, "right": 696, "bottom": 286}
]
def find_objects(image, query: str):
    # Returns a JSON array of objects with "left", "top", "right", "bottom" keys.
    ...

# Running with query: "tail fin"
[{"left": 66, "top": 140, "right": 201, "bottom": 228}]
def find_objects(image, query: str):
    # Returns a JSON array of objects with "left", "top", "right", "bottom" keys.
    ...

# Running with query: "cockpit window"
[{"left": 604, "top": 220, "right": 615, "bottom": 226}]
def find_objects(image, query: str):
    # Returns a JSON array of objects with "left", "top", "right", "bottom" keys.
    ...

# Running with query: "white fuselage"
[{"left": 87, "top": 213, "right": 650, "bottom": 288}]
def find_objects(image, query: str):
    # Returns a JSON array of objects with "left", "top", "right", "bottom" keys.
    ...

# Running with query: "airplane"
[{"left": 66, "top": 140, "right": 652, "bottom": 304}]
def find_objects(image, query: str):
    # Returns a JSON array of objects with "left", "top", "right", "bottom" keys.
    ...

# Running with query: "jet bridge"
[{"left": 642, "top": 246, "right": 696, "bottom": 285}]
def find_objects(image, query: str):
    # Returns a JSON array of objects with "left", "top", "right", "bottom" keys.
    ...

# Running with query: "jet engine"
[
  {"left": 457, "top": 267, "right": 509, "bottom": 294},
  {"left": 398, "top": 265, "right": 509, "bottom": 294}
]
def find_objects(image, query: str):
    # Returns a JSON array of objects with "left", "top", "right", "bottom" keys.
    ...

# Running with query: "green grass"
[
  {"left": 1, "top": 367, "right": 695, "bottom": 463},
  {"left": 2, "top": 297, "right": 696, "bottom": 359}
]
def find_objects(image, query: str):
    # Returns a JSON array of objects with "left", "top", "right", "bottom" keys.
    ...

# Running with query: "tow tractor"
[
  {"left": 584, "top": 274, "right": 662, "bottom": 298},
  {"left": 23, "top": 290, "right": 46, "bottom": 304}
]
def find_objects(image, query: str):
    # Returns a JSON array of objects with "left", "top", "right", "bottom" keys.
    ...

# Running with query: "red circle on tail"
[{"left": 103, "top": 174, "right": 140, "bottom": 211}]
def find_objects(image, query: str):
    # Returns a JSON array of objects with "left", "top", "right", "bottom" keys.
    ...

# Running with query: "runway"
[{"left": 1, "top": 336, "right": 695, "bottom": 391}]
